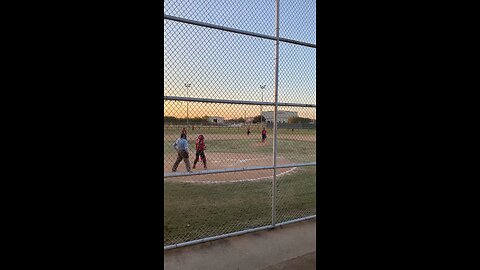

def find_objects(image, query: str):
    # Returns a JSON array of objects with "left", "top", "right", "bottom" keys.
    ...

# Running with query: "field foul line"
[
  {"left": 175, "top": 167, "right": 297, "bottom": 184},
  {"left": 212, "top": 157, "right": 280, "bottom": 163}
]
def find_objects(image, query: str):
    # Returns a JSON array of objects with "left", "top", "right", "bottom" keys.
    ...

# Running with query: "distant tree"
[
  {"left": 287, "top": 116, "right": 311, "bottom": 124},
  {"left": 164, "top": 115, "right": 212, "bottom": 123},
  {"left": 190, "top": 117, "right": 207, "bottom": 123},
  {"left": 164, "top": 116, "right": 177, "bottom": 122},
  {"left": 225, "top": 117, "right": 244, "bottom": 123},
  {"left": 252, "top": 115, "right": 266, "bottom": 123}
]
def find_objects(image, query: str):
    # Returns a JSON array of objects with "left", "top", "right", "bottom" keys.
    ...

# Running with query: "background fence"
[{"left": 164, "top": 0, "right": 316, "bottom": 249}]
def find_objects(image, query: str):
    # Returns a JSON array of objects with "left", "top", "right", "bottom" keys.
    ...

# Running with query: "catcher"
[{"left": 192, "top": 134, "right": 207, "bottom": 169}]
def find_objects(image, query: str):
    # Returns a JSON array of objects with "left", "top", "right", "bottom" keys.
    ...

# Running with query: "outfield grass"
[
  {"left": 164, "top": 125, "right": 316, "bottom": 136},
  {"left": 164, "top": 138, "right": 315, "bottom": 163},
  {"left": 164, "top": 166, "right": 316, "bottom": 245}
]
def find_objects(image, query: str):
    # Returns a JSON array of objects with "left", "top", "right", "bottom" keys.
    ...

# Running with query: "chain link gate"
[{"left": 164, "top": 0, "right": 316, "bottom": 249}]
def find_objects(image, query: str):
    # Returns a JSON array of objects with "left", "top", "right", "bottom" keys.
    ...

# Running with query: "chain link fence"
[{"left": 164, "top": 0, "right": 316, "bottom": 249}]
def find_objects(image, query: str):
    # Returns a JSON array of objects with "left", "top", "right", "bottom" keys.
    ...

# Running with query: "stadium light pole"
[
  {"left": 185, "top": 83, "right": 191, "bottom": 127},
  {"left": 260, "top": 85, "right": 266, "bottom": 127}
]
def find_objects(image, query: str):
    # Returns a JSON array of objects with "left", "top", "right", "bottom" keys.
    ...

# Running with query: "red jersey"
[
  {"left": 196, "top": 138, "right": 205, "bottom": 151},
  {"left": 262, "top": 130, "right": 267, "bottom": 135}
]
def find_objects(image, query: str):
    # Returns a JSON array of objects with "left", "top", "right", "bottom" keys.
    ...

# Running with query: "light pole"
[
  {"left": 185, "top": 83, "right": 191, "bottom": 127},
  {"left": 244, "top": 110, "right": 246, "bottom": 126},
  {"left": 260, "top": 85, "right": 266, "bottom": 127}
]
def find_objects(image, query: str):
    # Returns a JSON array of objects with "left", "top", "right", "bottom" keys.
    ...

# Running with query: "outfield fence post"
[{"left": 272, "top": 0, "right": 280, "bottom": 227}]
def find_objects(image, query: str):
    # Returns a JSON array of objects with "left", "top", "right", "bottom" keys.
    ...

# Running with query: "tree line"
[{"left": 164, "top": 115, "right": 314, "bottom": 124}]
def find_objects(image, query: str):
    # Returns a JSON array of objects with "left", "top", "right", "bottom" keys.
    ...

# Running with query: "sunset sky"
[{"left": 164, "top": 0, "right": 316, "bottom": 119}]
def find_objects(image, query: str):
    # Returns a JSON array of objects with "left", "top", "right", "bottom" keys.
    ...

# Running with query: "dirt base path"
[{"left": 164, "top": 152, "right": 297, "bottom": 184}]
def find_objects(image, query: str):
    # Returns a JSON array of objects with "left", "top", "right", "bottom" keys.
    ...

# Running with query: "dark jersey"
[{"left": 196, "top": 139, "right": 206, "bottom": 151}]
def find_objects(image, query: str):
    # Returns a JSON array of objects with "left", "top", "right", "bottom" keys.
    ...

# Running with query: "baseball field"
[{"left": 164, "top": 125, "right": 316, "bottom": 246}]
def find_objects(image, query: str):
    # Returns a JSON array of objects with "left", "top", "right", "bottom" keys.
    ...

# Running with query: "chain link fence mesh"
[{"left": 164, "top": 0, "right": 316, "bottom": 248}]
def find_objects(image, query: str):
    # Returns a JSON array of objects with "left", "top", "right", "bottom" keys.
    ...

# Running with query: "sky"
[{"left": 164, "top": 0, "right": 316, "bottom": 120}]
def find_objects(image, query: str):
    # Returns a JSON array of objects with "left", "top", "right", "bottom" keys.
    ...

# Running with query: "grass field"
[
  {"left": 164, "top": 125, "right": 316, "bottom": 246},
  {"left": 164, "top": 138, "right": 315, "bottom": 164},
  {"left": 165, "top": 125, "right": 316, "bottom": 135}
]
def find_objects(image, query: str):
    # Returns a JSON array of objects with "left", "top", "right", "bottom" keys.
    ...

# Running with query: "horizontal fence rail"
[
  {"left": 164, "top": 162, "right": 317, "bottom": 178},
  {"left": 164, "top": 215, "right": 316, "bottom": 251},
  {"left": 164, "top": 96, "right": 317, "bottom": 108},
  {"left": 164, "top": 14, "right": 316, "bottom": 48}
]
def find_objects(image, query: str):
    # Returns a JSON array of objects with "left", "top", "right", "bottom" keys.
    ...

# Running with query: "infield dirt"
[{"left": 164, "top": 152, "right": 296, "bottom": 184}]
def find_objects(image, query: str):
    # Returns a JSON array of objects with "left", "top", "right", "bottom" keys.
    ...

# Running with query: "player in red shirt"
[
  {"left": 192, "top": 134, "right": 207, "bottom": 169},
  {"left": 261, "top": 127, "right": 267, "bottom": 142}
]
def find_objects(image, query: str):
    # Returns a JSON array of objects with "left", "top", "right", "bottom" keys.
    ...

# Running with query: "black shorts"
[{"left": 262, "top": 134, "right": 267, "bottom": 140}]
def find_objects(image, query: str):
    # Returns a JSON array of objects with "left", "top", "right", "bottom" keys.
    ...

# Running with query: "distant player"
[
  {"left": 172, "top": 133, "right": 191, "bottom": 172},
  {"left": 181, "top": 127, "right": 187, "bottom": 136},
  {"left": 247, "top": 127, "right": 251, "bottom": 136},
  {"left": 192, "top": 134, "right": 207, "bottom": 169},
  {"left": 261, "top": 127, "right": 267, "bottom": 142}
]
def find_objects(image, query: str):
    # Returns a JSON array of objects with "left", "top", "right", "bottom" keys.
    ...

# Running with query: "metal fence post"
[{"left": 272, "top": 0, "right": 280, "bottom": 227}]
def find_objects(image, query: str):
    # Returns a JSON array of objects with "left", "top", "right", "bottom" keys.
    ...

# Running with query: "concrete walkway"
[
  {"left": 164, "top": 219, "right": 316, "bottom": 270},
  {"left": 260, "top": 252, "right": 316, "bottom": 270}
]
